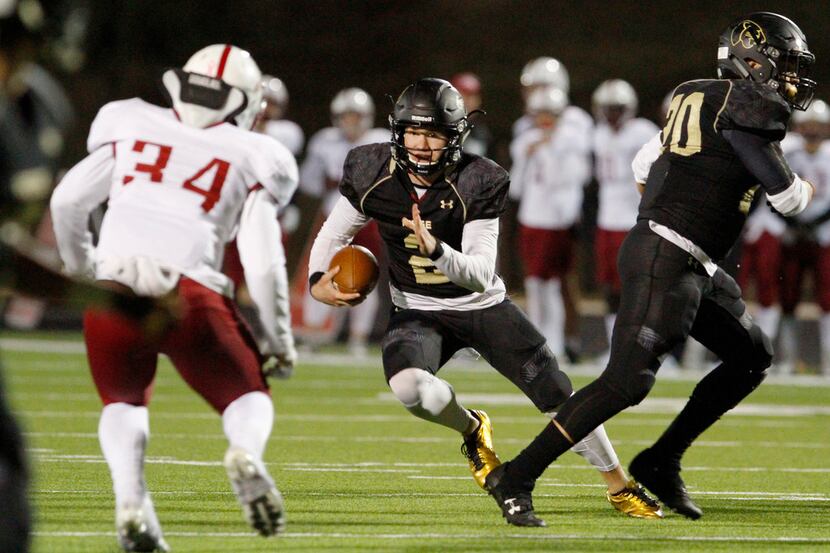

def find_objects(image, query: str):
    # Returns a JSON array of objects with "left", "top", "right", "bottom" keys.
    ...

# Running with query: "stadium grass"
[{"left": 2, "top": 332, "right": 829, "bottom": 552}]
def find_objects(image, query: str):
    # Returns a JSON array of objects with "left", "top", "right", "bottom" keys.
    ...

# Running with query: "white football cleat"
[
  {"left": 115, "top": 496, "right": 170, "bottom": 552},
  {"left": 223, "top": 447, "right": 285, "bottom": 536}
]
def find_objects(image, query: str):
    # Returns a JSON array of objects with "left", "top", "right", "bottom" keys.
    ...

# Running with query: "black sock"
[
  {"left": 506, "top": 379, "right": 630, "bottom": 490},
  {"left": 650, "top": 362, "right": 766, "bottom": 466}
]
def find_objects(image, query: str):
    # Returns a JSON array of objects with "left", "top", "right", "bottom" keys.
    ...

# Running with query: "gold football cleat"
[
  {"left": 461, "top": 410, "right": 502, "bottom": 490},
  {"left": 607, "top": 480, "right": 664, "bottom": 519}
]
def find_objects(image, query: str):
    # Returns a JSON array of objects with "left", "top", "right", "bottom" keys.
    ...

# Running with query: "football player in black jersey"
[
  {"left": 308, "top": 78, "right": 662, "bottom": 525},
  {"left": 485, "top": 12, "right": 817, "bottom": 525}
]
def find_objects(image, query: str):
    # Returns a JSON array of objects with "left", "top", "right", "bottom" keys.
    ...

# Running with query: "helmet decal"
[{"left": 731, "top": 20, "right": 766, "bottom": 49}]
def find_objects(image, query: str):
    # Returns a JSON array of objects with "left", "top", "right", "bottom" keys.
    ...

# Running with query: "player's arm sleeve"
[
  {"left": 298, "top": 138, "right": 326, "bottom": 198},
  {"left": 431, "top": 218, "right": 498, "bottom": 293},
  {"left": 632, "top": 132, "right": 662, "bottom": 186},
  {"left": 237, "top": 188, "right": 294, "bottom": 358},
  {"left": 722, "top": 129, "right": 810, "bottom": 216},
  {"left": 259, "top": 149, "right": 299, "bottom": 209},
  {"left": 49, "top": 146, "right": 114, "bottom": 277},
  {"left": 307, "top": 196, "right": 370, "bottom": 284}
]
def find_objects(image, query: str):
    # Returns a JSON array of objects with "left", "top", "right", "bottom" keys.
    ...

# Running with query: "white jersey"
[
  {"left": 593, "top": 117, "right": 659, "bottom": 231},
  {"left": 299, "top": 126, "right": 389, "bottom": 214},
  {"left": 508, "top": 121, "right": 591, "bottom": 229},
  {"left": 786, "top": 136, "right": 830, "bottom": 246},
  {"left": 260, "top": 119, "right": 305, "bottom": 157},
  {"left": 512, "top": 105, "right": 593, "bottom": 138},
  {"left": 66, "top": 98, "right": 297, "bottom": 295}
]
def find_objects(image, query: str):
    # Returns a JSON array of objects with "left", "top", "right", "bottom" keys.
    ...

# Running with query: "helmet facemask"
[
  {"left": 389, "top": 78, "right": 470, "bottom": 177},
  {"left": 390, "top": 119, "right": 467, "bottom": 176},
  {"left": 717, "top": 13, "right": 817, "bottom": 111}
]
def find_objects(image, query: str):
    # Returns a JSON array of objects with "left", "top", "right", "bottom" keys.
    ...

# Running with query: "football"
[{"left": 329, "top": 245, "right": 379, "bottom": 298}]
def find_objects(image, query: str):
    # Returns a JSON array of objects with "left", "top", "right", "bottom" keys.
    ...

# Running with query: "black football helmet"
[
  {"left": 717, "top": 12, "right": 816, "bottom": 110},
  {"left": 389, "top": 78, "right": 470, "bottom": 175}
]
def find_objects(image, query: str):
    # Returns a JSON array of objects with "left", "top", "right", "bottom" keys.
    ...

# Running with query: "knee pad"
[
  {"left": 519, "top": 344, "right": 573, "bottom": 412},
  {"left": 388, "top": 368, "right": 453, "bottom": 416}
]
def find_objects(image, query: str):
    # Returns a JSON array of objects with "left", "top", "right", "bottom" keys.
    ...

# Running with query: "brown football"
[{"left": 329, "top": 245, "right": 379, "bottom": 297}]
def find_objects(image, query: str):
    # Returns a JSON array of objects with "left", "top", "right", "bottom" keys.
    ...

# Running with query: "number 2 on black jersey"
[{"left": 662, "top": 92, "right": 704, "bottom": 156}]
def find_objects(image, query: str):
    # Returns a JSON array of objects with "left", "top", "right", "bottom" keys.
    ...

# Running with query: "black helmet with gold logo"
[{"left": 717, "top": 12, "right": 816, "bottom": 110}]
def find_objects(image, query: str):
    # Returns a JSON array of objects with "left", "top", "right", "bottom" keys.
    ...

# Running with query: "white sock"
[
  {"left": 755, "top": 305, "right": 781, "bottom": 341},
  {"left": 99, "top": 403, "right": 149, "bottom": 508},
  {"left": 819, "top": 313, "right": 830, "bottom": 376},
  {"left": 388, "top": 368, "right": 475, "bottom": 433},
  {"left": 546, "top": 406, "right": 619, "bottom": 472},
  {"left": 524, "top": 277, "right": 545, "bottom": 331},
  {"left": 569, "top": 424, "right": 620, "bottom": 472},
  {"left": 222, "top": 391, "right": 274, "bottom": 460},
  {"left": 544, "top": 278, "right": 565, "bottom": 356},
  {"left": 603, "top": 313, "right": 616, "bottom": 350},
  {"left": 778, "top": 315, "right": 797, "bottom": 371}
]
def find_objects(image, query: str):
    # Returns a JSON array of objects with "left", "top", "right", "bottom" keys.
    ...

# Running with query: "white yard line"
[
  {"left": 5, "top": 336, "right": 830, "bottom": 387},
  {"left": 31, "top": 530, "right": 830, "bottom": 543}
]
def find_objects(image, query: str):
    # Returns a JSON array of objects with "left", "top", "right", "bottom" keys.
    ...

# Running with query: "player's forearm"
[
  {"left": 432, "top": 218, "right": 499, "bottom": 293},
  {"left": 237, "top": 190, "right": 293, "bottom": 354},
  {"left": 308, "top": 196, "right": 369, "bottom": 275}
]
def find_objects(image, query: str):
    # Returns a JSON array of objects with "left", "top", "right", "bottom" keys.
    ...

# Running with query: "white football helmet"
[
  {"left": 161, "top": 44, "right": 263, "bottom": 130},
  {"left": 792, "top": 98, "right": 830, "bottom": 125},
  {"left": 526, "top": 86, "right": 568, "bottom": 115},
  {"left": 330, "top": 87, "right": 374, "bottom": 134},
  {"left": 592, "top": 79, "right": 638, "bottom": 123},
  {"left": 262, "top": 75, "right": 288, "bottom": 107},
  {"left": 520, "top": 57, "right": 570, "bottom": 94}
]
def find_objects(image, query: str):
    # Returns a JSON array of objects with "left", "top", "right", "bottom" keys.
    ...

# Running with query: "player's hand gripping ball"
[{"left": 329, "top": 245, "right": 379, "bottom": 303}]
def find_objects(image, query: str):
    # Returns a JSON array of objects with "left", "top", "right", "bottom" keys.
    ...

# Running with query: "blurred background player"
[
  {"left": 591, "top": 79, "right": 659, "bottom": 363},
  {"left": 255, "top": 75, "right": 304, "bottom": 158},
  {"left": 296, "top": 87, "right": 388, "bottom": 354},
  {"left": 225, "top": 75, "right": 304, "bottom": 318},
  {"left": 513, "top": 57, "right": 593, "bottom": 360},
  {"left": 308, "top": 77, "right": 661, "bottom": 522},
  {"left": 450, "top": 72, "right": 491, "bottom": 158},
  {"left": 778, "top": 99, "right": 830, "bottom": 376},
  {"left": 509, "top": 86, "right": 591, "bottom": 359},
  {"left": 50, "top": 44, "right": 298, "bottom": 550}
]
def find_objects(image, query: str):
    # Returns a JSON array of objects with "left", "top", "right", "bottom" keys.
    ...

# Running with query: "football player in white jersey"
[
  {"left": 50, "top": 44, "right": 298, "bottom": 550},
  {"left": 297, "top": 87, "right": 388, "bottom": 354},
  {"left": 513, "top": 58, "right": 593, "bottom": 360},
  {"left": 256, "top": 75, "right": 305, "bottom": 157},
  {"left": 778, "top": 99, "right": 830, "bottom": 375},
  {"left": 509, "top": 86, "right": 591, "bottom": 358},
  {"left": 592, "top": 80, "right": 659, "bottom": 353}
]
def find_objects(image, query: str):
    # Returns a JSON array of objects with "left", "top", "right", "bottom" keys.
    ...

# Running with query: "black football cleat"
[
  {"left": 484, "top": 464, "right": 546, "bottom": 527},
  {"left": 629, "top": 448, "right": 703, "bottom": 520}
]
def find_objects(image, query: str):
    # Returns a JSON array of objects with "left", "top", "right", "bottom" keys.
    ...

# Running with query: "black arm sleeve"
[{"left": 722, "top": 129, "right": 793, "bottom": 195}]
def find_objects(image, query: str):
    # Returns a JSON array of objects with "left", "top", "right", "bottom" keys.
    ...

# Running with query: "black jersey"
[
  {"left": 639, "top": 79, "right": 791, "bottom": 260},
  {"left": 340, "top": 143, "right": 509, "bottom": 299}
]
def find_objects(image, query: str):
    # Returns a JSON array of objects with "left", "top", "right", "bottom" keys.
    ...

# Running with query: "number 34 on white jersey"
[{"left": 61, "top": 98, "right": 298, "bottom": 294}]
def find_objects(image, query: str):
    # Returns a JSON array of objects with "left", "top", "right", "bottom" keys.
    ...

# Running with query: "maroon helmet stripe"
[{"left": 216, "top": 44, "right": 232, "bottom": 78}]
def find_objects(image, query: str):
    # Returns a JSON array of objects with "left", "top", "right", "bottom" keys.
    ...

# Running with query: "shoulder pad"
[
  {"left": 451, "top": 154, "right": 510, "bottom": 221},
  {"left": 87, "top": 98, "right": 148, "bottom": 152},
  {"left": 340, "top": 143, "right": 393, "bottom": 213},
  {"left": 722, "top": 80, "right": 791, "bottom": 140}
]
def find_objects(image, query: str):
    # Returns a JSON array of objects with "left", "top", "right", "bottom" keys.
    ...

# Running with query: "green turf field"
[{"left": 2, "top": 332, "right": 829, "bottom": 552}]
